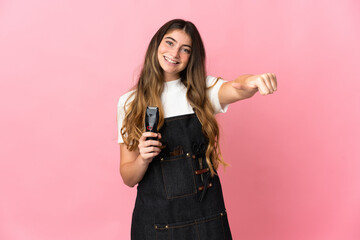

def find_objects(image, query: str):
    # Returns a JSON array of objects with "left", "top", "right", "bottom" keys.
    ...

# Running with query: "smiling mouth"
[{"left": 164, "top": 56, "right": 179, "bottom": 64}]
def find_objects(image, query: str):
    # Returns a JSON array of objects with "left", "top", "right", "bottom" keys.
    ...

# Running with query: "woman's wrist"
[{"left": 136, "top": 154, "right": 151, "bottom": 167}]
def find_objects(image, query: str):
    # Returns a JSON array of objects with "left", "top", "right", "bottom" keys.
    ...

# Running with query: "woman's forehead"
[{"left": 163, "top": 29, "right": 192, "bottom": 46}]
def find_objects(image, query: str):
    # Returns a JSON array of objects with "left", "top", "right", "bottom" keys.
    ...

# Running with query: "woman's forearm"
[
  {"left": 219, "top": 73, "right": 277, "bottom": 105},
  {"left": 120, "top": 154, "right": 149, "bottom": 188},
  {"left": 219, "top": 74, "right": 256, "bottom": 105},
  {"left": 119, "top": 133, "right": 162, "bottom": 188}
]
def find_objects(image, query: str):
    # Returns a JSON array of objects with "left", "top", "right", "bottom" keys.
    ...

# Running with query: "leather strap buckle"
[
  {"left": 198, "top": 183, "right": 213, "bottom": 191},
  {"left": 195, "top": 168, "right": 209, "bottom": 175}
]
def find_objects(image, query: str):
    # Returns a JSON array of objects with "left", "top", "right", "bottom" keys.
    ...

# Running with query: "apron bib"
[{"left": 131, "top": 113, "right": 232, "bottom": 239}]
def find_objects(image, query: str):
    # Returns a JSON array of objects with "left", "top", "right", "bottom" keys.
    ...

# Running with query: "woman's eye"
[
  {"left": 166, "top": 41, "right": 173, "bottom": 46},
  {"left": 183, "top": 48, "right": 191, "bottom": 54}
]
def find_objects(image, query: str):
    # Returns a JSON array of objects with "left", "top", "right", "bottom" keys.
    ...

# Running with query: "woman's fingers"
[
  {"left": 257, "top": 77, "right": 269, "bottom": 95},
  {"left": 139, "top": 146, "right": 161, "bottom": 163},
  {"left": 139, "top": 146, "right": 161, "bottom": 155},
  {"left": 139, "top": 132, "right": 159, "bottom": 142},
  {"left": 139, "top": 133, "right": 162, "bottom": 147},
  {"left": 138, "top": 132, "right": 162, "bottom": 162},
  {"left": 270, "top": 73, "right": 277, "bottom": 90},
  {"left": 264, "top": 74, "right": 274, "bottom": 93},
  {"left": 145, "top": 139, "right": 162, "bottom": 147},
  {"left": 257, "top": 73, "right": 277, "bottom": 95}
]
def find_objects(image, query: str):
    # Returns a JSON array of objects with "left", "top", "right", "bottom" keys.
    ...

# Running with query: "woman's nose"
[{"left": 169, "top": 47, "right": 180, "bottom": 58}]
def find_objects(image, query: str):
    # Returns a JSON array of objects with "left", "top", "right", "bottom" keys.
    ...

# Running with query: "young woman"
[{"left": 117, "top": 19, "right": 277, "bottom": 239}]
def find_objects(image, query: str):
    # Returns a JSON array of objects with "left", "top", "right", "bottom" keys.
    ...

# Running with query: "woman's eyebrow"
[{"left": 165, "top": 37, "right": 192, "bottom": 48}]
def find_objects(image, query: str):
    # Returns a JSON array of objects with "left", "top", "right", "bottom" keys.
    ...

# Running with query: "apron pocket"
[
  {"left": 160, "top": 153, "right": 197, "bottom": 199},
  {"left": 155, "top": 224, "right": 196, "bottom": 240},
  {"left": 196, "top": 211, "right": 231, "bottom": 239},
  {"left": 154, "top": 211, "right": 229, "bottom": 240}
]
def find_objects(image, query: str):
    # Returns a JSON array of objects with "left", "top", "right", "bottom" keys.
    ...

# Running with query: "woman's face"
[{"left": 157, "top": 29, "right": 192, "bottom": 81}]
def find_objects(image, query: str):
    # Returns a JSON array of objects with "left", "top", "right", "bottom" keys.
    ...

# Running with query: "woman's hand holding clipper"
[{"left": 138, "top": 132, "right": 162, "bottom": 164}]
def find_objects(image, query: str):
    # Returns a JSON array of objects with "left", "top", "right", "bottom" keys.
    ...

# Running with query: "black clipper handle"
[{"left": 145, "top": 106, "right": 159, "bottom": 140}]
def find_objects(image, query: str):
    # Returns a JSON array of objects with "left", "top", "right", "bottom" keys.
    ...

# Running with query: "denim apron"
[{"left": 131, "top": 113, "right": 232, "bottom": 239}]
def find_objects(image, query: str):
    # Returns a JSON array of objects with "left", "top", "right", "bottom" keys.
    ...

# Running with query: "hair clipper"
[{"left": 145, "top": 106, "right": 159, "bottom": 140}]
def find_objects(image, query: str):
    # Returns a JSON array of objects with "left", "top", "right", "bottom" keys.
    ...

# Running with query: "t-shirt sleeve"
[
  {"left": 206, "top": 75, "right": 229, "bottom": 114},
  {"left": 117, "top": 91, "right": 135, "bottom": 144}
]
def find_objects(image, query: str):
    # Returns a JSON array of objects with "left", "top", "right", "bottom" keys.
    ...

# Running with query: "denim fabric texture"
[{"left": 131, "top": 113, "right": 232, "bottom": 239}]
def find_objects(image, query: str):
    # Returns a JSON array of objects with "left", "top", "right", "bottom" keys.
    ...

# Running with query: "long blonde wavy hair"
[{"left": 120, "top": 19, "right": 228, "bottom": 176}]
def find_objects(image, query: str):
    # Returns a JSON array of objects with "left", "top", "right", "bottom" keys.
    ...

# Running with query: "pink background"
[{"left": 1, "top": 0, "right": 359, "bottom": 239}]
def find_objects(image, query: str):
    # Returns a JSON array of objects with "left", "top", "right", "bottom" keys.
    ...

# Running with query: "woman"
[{"left": 117, "top": 19, "right": 277, "bottom": 239}]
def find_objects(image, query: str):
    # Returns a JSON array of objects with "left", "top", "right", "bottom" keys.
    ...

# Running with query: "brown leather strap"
[
  {"left": 169, "top": 146, "right": 184, "bottom": 156},
  {"left": 195, "top": 168, "right": 209, "bottom": 175},
  {"left": 198, "top": 183, "right": 212, "bottom": 191}
]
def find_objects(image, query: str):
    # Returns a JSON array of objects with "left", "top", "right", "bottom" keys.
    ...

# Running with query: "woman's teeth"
[{"left": 164, "top": 56, "right": 179, "bottom": 64}]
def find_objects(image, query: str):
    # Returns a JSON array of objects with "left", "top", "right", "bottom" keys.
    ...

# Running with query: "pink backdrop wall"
[{"left": 1, "top": 0, "right": 359, "bottom": 239}]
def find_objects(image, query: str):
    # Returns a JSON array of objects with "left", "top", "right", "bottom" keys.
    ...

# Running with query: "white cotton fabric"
[{"left": 117, "top": 75, "right": 229, "bottom": 143}]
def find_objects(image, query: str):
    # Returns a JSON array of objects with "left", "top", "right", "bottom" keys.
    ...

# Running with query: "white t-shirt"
[{"left": 117, "top": 75, "right": 229, "bottom": 143}]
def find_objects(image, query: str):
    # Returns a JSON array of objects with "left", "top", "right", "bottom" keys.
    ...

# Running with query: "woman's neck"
[{"left": 164, "top": 73, "right": 180, "bottom": 82}]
